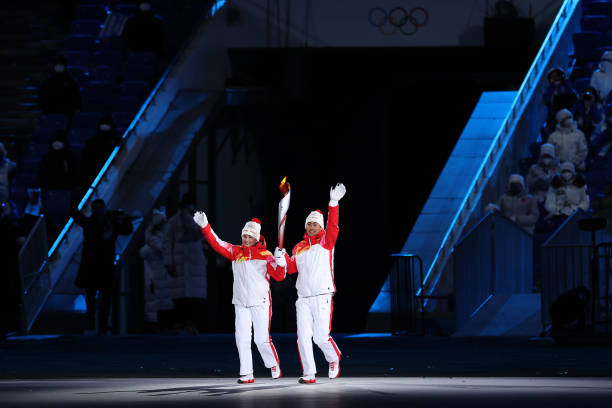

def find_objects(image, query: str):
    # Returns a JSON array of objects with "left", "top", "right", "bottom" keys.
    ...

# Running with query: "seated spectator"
[
  {"left": 547, "top": 109, "right": 588, "bottom": 172},
  {"left": 487, "top": 174, "right": 539, "bottom": 235},
  {"left": 574, "top": 86, "right": 605, "bottom": 141},
  {"left": 590, "top": 51, "right": 612, "bottom": 103},
  {"left": 123, "top": 1, "right": 164, "bottom": 56},
  {"left": 544, "top": 162, "right": 590, "bottom": 229},
  {"left": 140, "top": 208, "right": 173, "bottom": 332},
  {"left": 0, "top": 142, "right": 17, "bottom": 204},
  {"left": 79, "top": 113, "right": 121, "bottom": 190},
  {"left": 526, "top": 143, "right": 560, "bottom": 205},
  {"left": 38, "top": 130, "right": 78, "bottom": 237},
  {"left": 542, "top": 67, "right": 576, "bottom": 134},
  {"left": 37, "top": 56, "right": 81, "bottom": 117}
]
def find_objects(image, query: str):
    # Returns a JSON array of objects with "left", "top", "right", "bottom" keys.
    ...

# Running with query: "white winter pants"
[
  {"left": 234, "top": 303, "right": 280, "bottom": 376},
  {"left": 296, "top": 293, "right": 341, "bottom": 376}
]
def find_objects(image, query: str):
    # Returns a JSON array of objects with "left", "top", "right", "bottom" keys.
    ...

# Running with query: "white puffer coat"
[
  {"left": 163, "top": 212, "right": 207, "bottom": 300},
  {"left": 140, "top": 223, "right": 173, "bottom": 322}
]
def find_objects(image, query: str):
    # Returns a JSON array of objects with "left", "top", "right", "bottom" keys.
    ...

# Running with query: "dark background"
[{"left": 219, "top": 45, "right": 536, "bottom": 332}]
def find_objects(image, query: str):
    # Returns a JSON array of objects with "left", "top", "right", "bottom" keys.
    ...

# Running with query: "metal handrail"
[{"left": 417, "top": 0, "right": 581, "bottom": 303}]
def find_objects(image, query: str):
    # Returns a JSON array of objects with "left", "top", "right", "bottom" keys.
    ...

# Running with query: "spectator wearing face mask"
[
  {"left": 0, "top": 142, "right": 16, "bottom": 204},
  {"left": 490, "top": 174, "right": 539, "bottom": 235},
  {"left": 123, "top": 1, "right": 164, "bottom": 55},
  {"left": 545, "top": 161, "right": 590, "bottom": 221},
  {"left": 526, "top": 143, "right": 561, "bottom": 205},
  {"left": 574, "top": 86, "right": 605, "bottom": 142},
  {"left": 546, "top": 109, "right": 588, "bottom": 172},
  {"left": 542, "top": 67, "right": 577, "bottom": 134},
  {"left": 72, "top": 199, "right": 133, "bottom": 335},
  {"left": 37, "top": 56, "right": 81, "bottom": 117},
  {"left": 590, "top": 51, "right": 612, "bottom": 102},
  {"left": 37, "top": 130, "right": 78, "bottom": 238},
  {"left": 79, "top": 113, "right": 121, "bottom": 190}
]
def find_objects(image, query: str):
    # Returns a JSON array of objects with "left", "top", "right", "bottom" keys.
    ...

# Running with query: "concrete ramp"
[{"left": 453, "top": 294, "right": 541, "bottom": 337}]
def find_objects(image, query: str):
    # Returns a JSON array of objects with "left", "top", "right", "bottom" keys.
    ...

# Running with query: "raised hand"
[
  {"left": 193, "top": 211, "right": 208, "bottom": 228},
  {"left": 329, "top": 183, "right": 346, "bottom": 205}
]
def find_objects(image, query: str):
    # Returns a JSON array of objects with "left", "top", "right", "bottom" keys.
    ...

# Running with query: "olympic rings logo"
[{"left": 368, "top": 6, "right": 429, "bottom": 36}]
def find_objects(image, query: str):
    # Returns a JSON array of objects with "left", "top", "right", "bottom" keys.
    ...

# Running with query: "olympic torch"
[{"left": 278, "top": 176, "right": 291, "bottom": 249}]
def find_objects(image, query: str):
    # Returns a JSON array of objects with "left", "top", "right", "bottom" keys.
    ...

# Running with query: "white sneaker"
[
  {"left": 298, "top": 374, "right": 316, "bottom": 384},
  {"left": 328, "top": 360, "right": 340, "bottom": 379},
  {"left": 237, "top": 374, "right": 254, "bottom": 384},
  {"left": 271, "top": 366, "right": 282, "bottom": 379}
]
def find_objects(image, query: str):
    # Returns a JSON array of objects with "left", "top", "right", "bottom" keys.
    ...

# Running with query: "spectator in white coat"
[
  {"left": 545, "top": 161, "right": 590, "bottom": 220},
  {"left": 547, "top": 109, "right": 588, "bottom": 171},
  {"left": 526, "top": 143, "right": 561, "bottom": 204},
  {"left": 163, "top": 193, "right": 207, "bottom": 334},
  {"left": 490, "top": 174, "right": 539, "bottom": 235},
  {"left": 590, "top": 51, "right": 612, "bottom": 102},
  {"left": 140, "top": 208, "right": 172, "bottom": 331}
]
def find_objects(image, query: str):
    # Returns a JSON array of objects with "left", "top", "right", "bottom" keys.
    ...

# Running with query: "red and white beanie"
[
  {"left": 305, "top": 210, "right": 324, "bottom": 229},
  {"left": 242, "top": 218, "right": 261, "bottom": 240}
]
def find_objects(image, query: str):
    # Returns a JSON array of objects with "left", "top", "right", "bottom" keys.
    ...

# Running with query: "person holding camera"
[{"left": 73, "top": 198, "right": 133, "bottom": 335}]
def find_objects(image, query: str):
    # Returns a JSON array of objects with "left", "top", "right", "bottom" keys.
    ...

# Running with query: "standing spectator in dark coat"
[
  {"left": 73, "top": 199, "right": 133, "bottom": 334},
  {"left": 542, "top": 67, "right": 577, "bottom": 136},
  {"left": 574, "top": 86, "right": 605, "bottom": 142},
  {"left": 38, "top": 130, "right": 78, "bottom": 239},
  {"left": 79, "top": 113, "right": 121, "bottom": 190},
  {"left": 37, "top": 56, "right": 81, "bottom": 117},
  {"left": 123, "top": 1, "right": 164, "bottom": 56}
]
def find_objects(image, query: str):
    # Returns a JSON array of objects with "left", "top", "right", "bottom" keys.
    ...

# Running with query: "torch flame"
[{"left": 279, "top": 176, "right": 290, "bottom": 195}]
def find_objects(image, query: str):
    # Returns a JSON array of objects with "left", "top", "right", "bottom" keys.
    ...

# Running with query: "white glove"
[
  {"left": 329, "top": 183, "right": 346, "bottom": 206},
  {"left": 274, "top": 247, "right": 287, "bottom": 268},
  {"left": 193, "top": 211, "right": 208, "bottom": 228}
]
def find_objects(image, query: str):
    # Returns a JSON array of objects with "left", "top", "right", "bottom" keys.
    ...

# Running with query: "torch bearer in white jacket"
[{"left": 278, "top": 176, "right": 291, "bottom": 249}]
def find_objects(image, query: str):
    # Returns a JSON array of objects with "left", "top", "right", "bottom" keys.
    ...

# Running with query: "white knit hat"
[
  {"left": 556, "top": 108, "right": 573, "bottom": 124},
  {"left": 242, "top": 218, "right": 261, "bottom": 240},
  {"left": 305, "top": 210, "right": 324, "bottom": 229},
  {"left": 509, "top": 174, "right": 525, "bottom": 187},
  {"left": 560, "top": 161, "right": 575, "bottom": 173},
  {"left": 540, "top": 143, "right": 555, "bottom": 158}
]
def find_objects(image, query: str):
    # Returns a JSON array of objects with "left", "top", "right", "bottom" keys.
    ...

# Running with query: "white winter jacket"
[
  {"left": 162, "top": 212, "right": 207, "bottom": 300},
  {"left": 547, "top": 124, "right": 588, "bottom": 171},
  {"left": 140, "top": 223, "right": 173, "bottom": 321},
  {"left": 590, "top": 51, "right": 612, "bottom": 101},
  {"left": 201, "top": 224, "right": 285, "bottom": 307},
  {"left": 544, "top": 175, "right": 590, "bottom": 216},
  {"left": 286, "top": 203, "right": 339, "bottom": 298}
]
